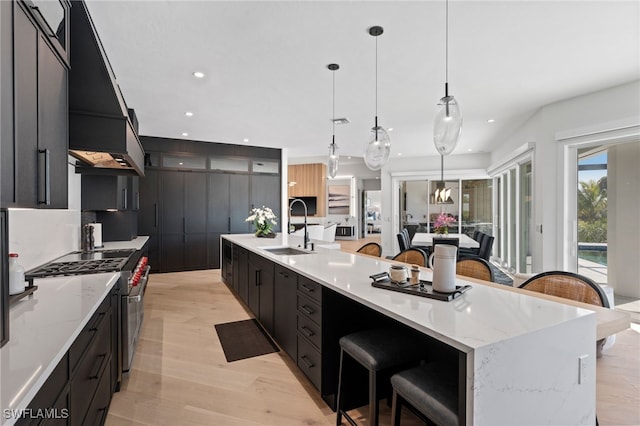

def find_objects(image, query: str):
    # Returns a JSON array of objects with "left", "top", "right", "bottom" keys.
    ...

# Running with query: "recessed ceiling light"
[
  {"left": 185, "top": 111, "right": 193, "bottom": 117},
  {"left": 487, "top": 119, "right": 495, "bottom": 123},
  {"left": 243, "top": 138, "right": 249, "bottom": 142},
  {"left": 397, "top": 152, "right": 402, "bottom": 156},
  {"left": 182, "top": 132, "right": 189, "bottom": 137},
  {"left": 467, "top": 148, "right": 473, "bottom": 152},
  {"left": 178, "top": 162, "right": 184, "bottom": 165},
  {"left": 193, "top": 71, "right": 205, "bottom": 79},
  {"left": 375, "top": 176, "right": 380, "bottom": 179},
  {"left": 347, "top": 156, "right": 352, "bottom": 160},
  {"left": 388, "top": 127, "right": 394, "bottom": 132}
]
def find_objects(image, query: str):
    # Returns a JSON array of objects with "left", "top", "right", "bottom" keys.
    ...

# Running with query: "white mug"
[{"left": 428, "top": 245, "right": 458, "bottom": 293}]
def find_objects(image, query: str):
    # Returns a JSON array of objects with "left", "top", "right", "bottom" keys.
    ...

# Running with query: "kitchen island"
[{"left": 222, "top": 233, "right": 597, "bottom": 425}]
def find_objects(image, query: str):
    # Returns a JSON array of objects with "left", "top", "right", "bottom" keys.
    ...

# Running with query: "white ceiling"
[{"left": 85, "top": 0, "right": 640, "bottom": 163}]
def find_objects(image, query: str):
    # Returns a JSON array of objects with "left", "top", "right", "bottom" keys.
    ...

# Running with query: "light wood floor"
[{"left": 106, "top": 236, "right": 639, "bottom": 425}]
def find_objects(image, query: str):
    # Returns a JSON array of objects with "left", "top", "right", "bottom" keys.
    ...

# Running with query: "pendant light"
[
  {"left": 364, "top": 26, "right": 391, "bottom": 171},
  {"left": 433, "top": 0, "right": 462, "bottom": 156},
  {"left": 328, "top": 63, "right": 339, "bottom": 179},
  {"left": 433, "top": 154, "right": 453, "bottom": 204}
]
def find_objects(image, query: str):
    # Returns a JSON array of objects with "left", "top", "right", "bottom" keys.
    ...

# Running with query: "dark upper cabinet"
[
  {"left": 250, "top": 175, "right": 281, "bottom": 232},
  {"left": 21, "top": 0, "right": 70, "bottom": 67},
  {"left": 81, "top": 175, "right": 138, "bottom": 211},
  {"left": 208, "top": 173, "right": 251, "bottom": 234},
  {"left": 8, "top": 3, "right": 68, "bottom": 209}
]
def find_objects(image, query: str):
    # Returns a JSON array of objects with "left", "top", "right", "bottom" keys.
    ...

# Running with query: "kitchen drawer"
[
  {"left": 69, "top": 296, "right": 111, "bottom": 371},
  {"left": 297, "top": 293, "right": 321, "bottom": 326},
  {"left": 297, "top": 275, "right": 321, "bottom": 303},
  {"left": 69, "top": 310, "right": 111, "bottom": 426},
  {"left": 297, "top": 336, "right": 321, "bottom": 391},
  {"left": 297, "top": 313, "right": 321, "bottom": 350},
  {"left": 81, "top": 362, "right": 112, "bottom": 426}
]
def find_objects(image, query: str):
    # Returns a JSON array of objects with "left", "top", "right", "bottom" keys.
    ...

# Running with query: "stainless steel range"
[{"left": 26, "top": 247, "right": 150, "bottom": 389}]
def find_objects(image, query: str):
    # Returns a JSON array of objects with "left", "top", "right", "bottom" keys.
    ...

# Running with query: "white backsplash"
[
  {"left": 8, "top": 208, "right": 81, "bottom": 271},
  {"left": 7, "top": 160, "right": 83, "bottom": 271}
]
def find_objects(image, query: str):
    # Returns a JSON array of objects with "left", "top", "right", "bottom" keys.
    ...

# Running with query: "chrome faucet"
[{"left": 288, "top": 198, "right": 309, "bottom": 249}]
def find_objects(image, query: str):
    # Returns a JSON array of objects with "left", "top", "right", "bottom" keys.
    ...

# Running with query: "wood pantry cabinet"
[
  {"left": 287, "top": 164, "right": 326, "bottom": 216},
  {"left": 16, "top": 291, "right": 115, "bottom": 426},
  {"left": 5, "top": 1, "right": 68, "bottom": 209}
]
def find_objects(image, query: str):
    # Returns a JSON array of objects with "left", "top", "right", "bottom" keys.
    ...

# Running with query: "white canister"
[
  {"left": 390, "top": 265, "right": 409, "bottom": 283},
  {"left": 90, "top": 223, "right": 103, "bottom": 248},
  {"left": 9, "top": 253, "right": 26, "bottom": 295},
  {"left": 428, "top": 245, "right": 458, "bottom": 293}
]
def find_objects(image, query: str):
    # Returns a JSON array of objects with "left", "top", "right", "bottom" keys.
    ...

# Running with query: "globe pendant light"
[
  {"left": 328, "top": 63, "right": 339, "bottom": 179},
  {"left": 433, "top": 0, "right": 462, "bottom": 156},
  {"left": 364, "top": 26, "right": 391, "bottom": 171}
]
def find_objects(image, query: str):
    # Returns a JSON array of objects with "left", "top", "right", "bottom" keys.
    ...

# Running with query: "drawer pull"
[
  {"left": 300, "top": 355, "right": 314, "bottom": 368},
  {"left": 300, "top": 284, "right": 315, "bottom": 293},
  {"left": 96, "top": 407, "right": 108, "bottom": 425},
  {"left": 300, "top": 326, "right": 315, "bottom": 337},
  {"left": 89, "top": 312, "right": 106, "bottom": 332},
  {"left": 89, "top": 354, "right": 107, "bottom": 380},
  {"left": 300, "top": 305, "right": 314, "bottom": 315}
]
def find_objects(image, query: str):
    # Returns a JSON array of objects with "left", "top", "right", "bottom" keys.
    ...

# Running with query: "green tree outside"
[{"left": 578, "top": 178, "right": 607, "bottom": 243}]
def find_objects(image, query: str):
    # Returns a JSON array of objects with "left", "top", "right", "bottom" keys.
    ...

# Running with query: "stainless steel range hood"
[{"left": 68, "top": 1, "right": 144, "bottom": 176}]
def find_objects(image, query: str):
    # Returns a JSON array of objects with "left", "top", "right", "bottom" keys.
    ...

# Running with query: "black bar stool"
[
  {"left": 336, "top": 328, "right": 428, "bottom": 425},
  {"left": 390, "top": 363, "right": 459, "bottom": 426}
]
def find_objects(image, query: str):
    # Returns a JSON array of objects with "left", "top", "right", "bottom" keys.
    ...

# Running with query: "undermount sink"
[{"left": 261, "top": 246, "right": 314, "bottom": 256}]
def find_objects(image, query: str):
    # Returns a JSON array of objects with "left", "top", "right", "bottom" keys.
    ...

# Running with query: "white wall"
[{"left": 8, "top": 160, "right": 82, "bottom": 270}]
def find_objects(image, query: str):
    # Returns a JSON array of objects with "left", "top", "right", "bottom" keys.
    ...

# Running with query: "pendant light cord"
[
  {"left": 375, "top": 35, "right": 378, "bottom": 118},
  {"left": 332, "top": 68, "right": 336, "bottom": 139},
  {"left": 445, "top": 0, "right": 449, "bottom": 86}
]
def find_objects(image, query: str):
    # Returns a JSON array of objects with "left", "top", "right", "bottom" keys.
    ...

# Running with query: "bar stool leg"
[
  {"left": 391, "top": 390, "right": 401, "bottom": 426},
  {"left": 369, "top": 369, "right": 378, "bottom": 426},
  {"left": 336, "top": 349, "right": 345, "bottom": 425}
]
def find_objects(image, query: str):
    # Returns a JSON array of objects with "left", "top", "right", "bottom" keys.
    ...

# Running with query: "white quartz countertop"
[
  {"left": 0, "top": 273, "right": 119, "bottom": 426},
  {"left": 101, "top": 236, "right": 149, "bottom": 251},
  {"left": 223, "top": 233, "right": 594, "bottom": 353}
]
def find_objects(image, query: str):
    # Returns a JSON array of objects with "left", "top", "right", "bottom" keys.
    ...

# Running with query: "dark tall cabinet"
[
  {"left": 137, "top": 137, "right": 281, "bottom": 273},
  {"left": 160, "top": 171, "right": 208, "bottom": 272},
  {"left": 7, "top": 3, "right": 68, "bottom": 208}
]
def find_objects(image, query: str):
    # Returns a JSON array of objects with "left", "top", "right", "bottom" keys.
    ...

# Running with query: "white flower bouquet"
[{"left": 245, "top": 206, "right": 278, "bottom": 237}]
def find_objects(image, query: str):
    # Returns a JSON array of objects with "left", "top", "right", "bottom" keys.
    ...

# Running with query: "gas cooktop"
[{"left": 26, "top": 249, "right": 136, "bottom": 278}]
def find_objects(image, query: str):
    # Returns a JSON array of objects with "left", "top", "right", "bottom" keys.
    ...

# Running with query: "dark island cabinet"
[
  {"left": 6, "top": 2, "right": 68, "bottom": 209},
  {"left": 274, "top": 264, "right": 298, "bottom": 360},
  {"left": 248, "top": 252, "right": 274, "bottom": 335}
]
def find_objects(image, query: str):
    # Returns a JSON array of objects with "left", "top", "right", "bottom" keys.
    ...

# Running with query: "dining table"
[{"left": 412, "top": 232, "right": 480, "bottom": 249}]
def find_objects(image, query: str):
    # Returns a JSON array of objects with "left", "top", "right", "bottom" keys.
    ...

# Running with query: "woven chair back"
[
  {"left": 357, "top": 242, "right": 382, "bottom": 257},
  {"left": 519, "top": 271, "right": 609, "bottom": 307},
  {"left": 456, "top": 257, "right": 494, "bottom": 282},
  {"left": 392, "top": 248, "right": 428, "bottom": 267}
]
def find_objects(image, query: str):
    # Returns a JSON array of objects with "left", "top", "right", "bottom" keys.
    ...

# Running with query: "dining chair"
[
  {"left": 396, "top": 232, "right": 410, "bottom": 252},
  {"left": 357, "top": 242, "right": 382, "bottom": 257},
  {"left": 392, "top": 248, "right": 428, "bottom": 267},
  {"left": 518, "top": 270, "right": 609, "bottom": 359},
  {"left": 459, "top": 232, "right": 483, "bottom": 257},
  {"left": 432, "top": 237, "right": 459, "bottom": 251},
  {"left": 477, "top": 235, "right": 494, "bottom": 261},
  {"left": 456, "top": 256, "right": 495, "bottom": 282}
]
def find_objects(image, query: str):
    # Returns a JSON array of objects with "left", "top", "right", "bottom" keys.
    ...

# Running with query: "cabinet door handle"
[
  {"left": 154, "top": 204, "right": 158, "bottom": 228},
  {"left": 122, "top": 187, "right": 128, "bottom": 210},
  {"left": 300, "top": 284, "right": 315, "bottom": 293},
  {"left": 37, "top": 149, "right": 51, "bottom": 205},
  {"left": 89, "top": 353, "right": 107, "bottom": 379},
  {"left": 136, "top": 192, "right": 140, "bottom": 210},
  {"left": 228, "top": 217, "right": 231, "bottom": 232},
  {"left": 300, "top": 355, "right": 314, "bottom": 368},
  {"left": 278, "top": 271, "right": 289, "bottom": 279},
  {"left": 183, "top": 217, "right": 186, "bottom": 233},
  {"left": 255, "top": 269, "right": 261, "bottom": 286},
  {"left": 89, "top": 312, "right": 106, "bottom": 332},
  {"left": 300, "top": 326, "right": 314, "bottom": 337},
  {"left": 300, "top": 305, "right": 314, "bottom": 315}
]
